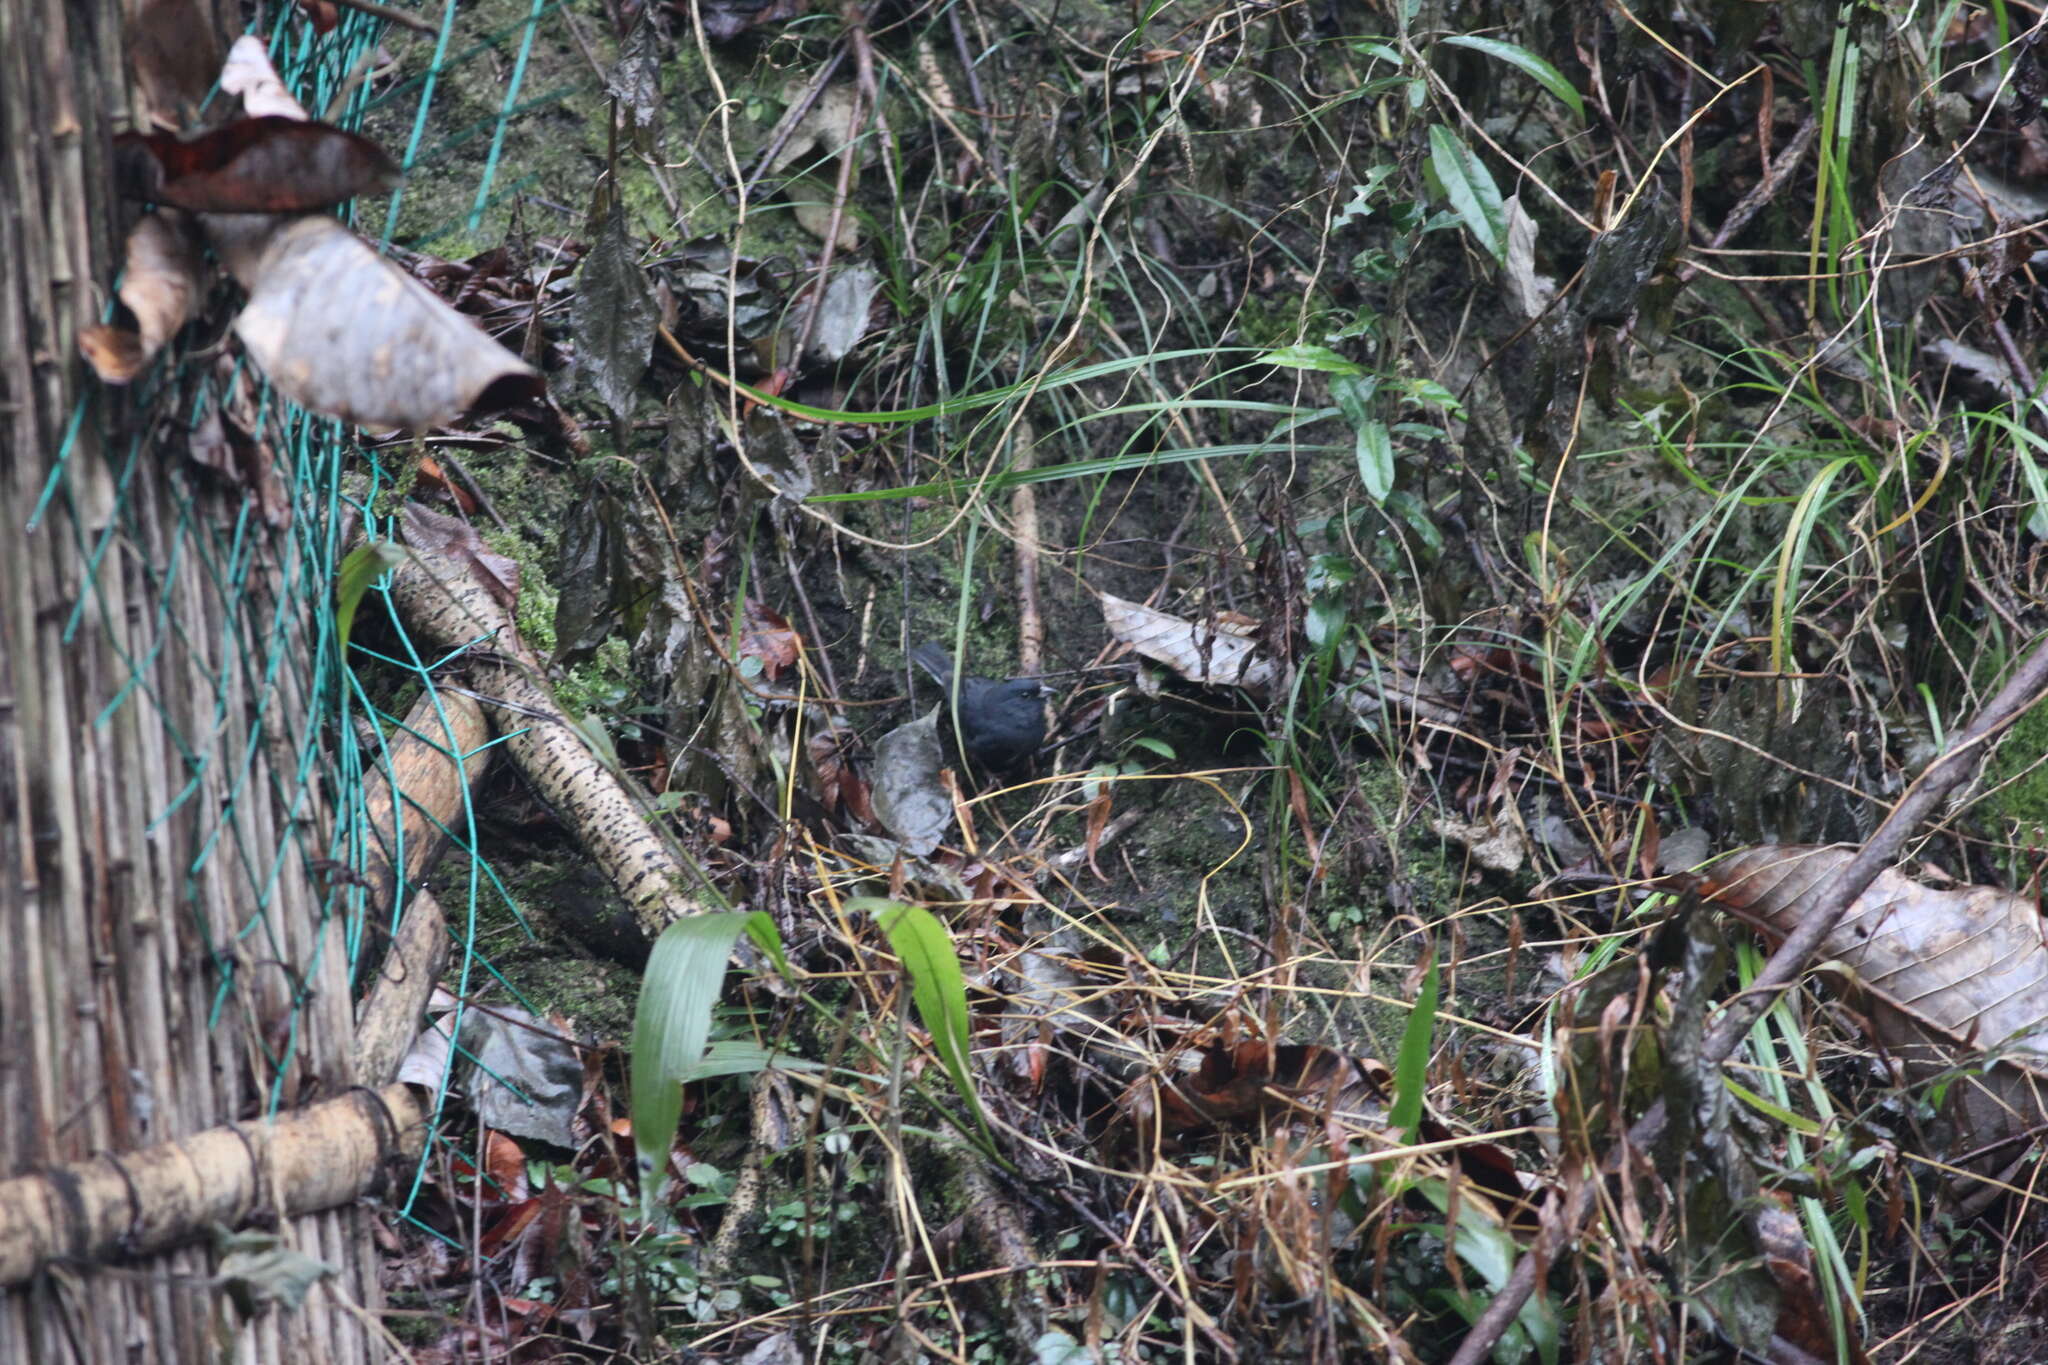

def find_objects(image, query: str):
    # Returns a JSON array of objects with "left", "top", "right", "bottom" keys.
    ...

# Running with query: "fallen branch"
[
  {"left": 386, "top": 508, "right": 728, "bottom": 938},
  {"left": 352, "top": 688, "right": 492, "bottom": 1084},
  {"left": 0, "top": 1084, "right": 424, "bottom": 1287},
  {"left": 1447, "top": 634, "right": 2048, "bottom": 1365}
]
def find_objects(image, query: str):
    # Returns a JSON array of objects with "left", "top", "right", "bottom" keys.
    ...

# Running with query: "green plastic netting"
[{"left": 37, "top": 8, "right": 569, "bottom": 1250}]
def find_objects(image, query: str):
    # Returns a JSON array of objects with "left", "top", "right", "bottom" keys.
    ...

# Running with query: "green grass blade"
[
  {"left": 1770, "top": 457, "right": 1851, "bottom": 678},
  {"left": 1390, "top": 956, "right": 1439, "bottom": 1141}
]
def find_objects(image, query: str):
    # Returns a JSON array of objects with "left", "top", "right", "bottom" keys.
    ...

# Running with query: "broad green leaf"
[
  {"left": 335, "top": 541, "right": 404, "bottom": 665},
  {"left": 1390, "top": 956, "right": 1439, "bottom": 1140},
  {"left": 1440, "top": 36, "right": 1586, "bottom": 119},
  {"left": 1355, "top": 419, "right": 1395, "bottom": 503},
  {"left": 1428, "top": 125, "right": 1507, "bottom": 263},
  {"left": 852, "top": 898, "right": 989, "bottom": 1138},
  {"left": 630, "top": 910, "right": 784, "bottom": 1215},
  {"left": 1331, "top": 374, "right": 1395, "bottom": 503},
  {"left": 1262, "top": 343, "right": 1365, "bottom": 376},
  {"left": 1410, "top": 1178, "right": 1561, "bottom": 1365}
]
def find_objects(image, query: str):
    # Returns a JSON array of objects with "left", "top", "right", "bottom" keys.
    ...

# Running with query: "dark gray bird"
[{"left": 910, "top": 643, "right": 1052, "bottom": 772}]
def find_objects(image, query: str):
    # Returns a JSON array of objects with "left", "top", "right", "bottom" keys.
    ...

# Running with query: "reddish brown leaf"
[
  {"left": 116, "top": 117, "right": 399, "bottom": 212},
  {"left": 413, "top": 457, "right": 480, "bottom": 515},
  {"left": 807, "top": 722, "right": 873, "bottom": 826},
  {"left": 1157, "top": 1039, "right": 1354, "bottom": 1128},
  {"left": 737, "top": 600, "right": 801, "bottom": 681},
  {"left": 402, "top": 503, "right": 521, "bottom": 611}
]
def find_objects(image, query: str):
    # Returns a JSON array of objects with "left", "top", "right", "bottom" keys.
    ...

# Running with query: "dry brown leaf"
[
  {"left": 737, "top": 600, "right": 800, "bottom": 681},
  {"left": 126, "top": 0, "right": 223, "bottom": 127},
  {"left": 1696, "top": 843, "right": 2048, "bottom": 1172},
  {"left": 78, "top": 210, "right": 206, "bottom": 384},
  {"left": 402, "top": 502, "right": 521, "bottom": 611},
  {"left": 235, "top": 217, "right": 543, "bottom": 430},
  {"left": 219, "top": 33, "right": 310, "bottom": 120}
]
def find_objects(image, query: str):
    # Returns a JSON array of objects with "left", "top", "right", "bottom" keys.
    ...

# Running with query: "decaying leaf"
[
  {"left": 402, "top": 502, "right": 521, "bottom": 612},
  {"left": 1695, "top": 843, "right": 2048, "bottom": 1175},
  {"left": 1502, "top": 193, "right": 1555, "bottom": 319},
  {"left": 78, "top": 210, "right": 206, "bottom": 383},
  {"left": 186, "top": 400, "right": 291, "bottom": 530},
  {"left": 466, "top": 1007, "right": 584, "bottom": 1150},
  {"left": 235, "top": 217, "right": 543, "bottom": 430},
  {"left": 872, "top": 706, "right": 952, "bottom": 856},
  {"left": 764, "top": 83, "right": 865, "bottom": 177},
  {"left": 116, "top": 117, "right": 399, "bottom": 213},
  {"left": 219, "top": 33, "right": 309, "bottom": 120},
  {"left": 807, "top": 719, "right": 874, "bottom": 826},
  {"left": 212, "top": 1228, "right": 337, "bottom": 1318},
  {"left": 1099, "top": 591, "right": 1277, "bottom": 692},
  {"left": 1430, "top": 811, "right": 1533, "bottom": 874},
  {"left": 607, "top": 20, "right": 662, "bottom": 150},
  {"left": 694, "top": 0, "right": 811, "bottom": 43},
  {"left": 658, "top": 237, "right": 784, "bottom": 343},
  {"left": 737, "top": 600, "right": 800, "bottom": 682},
  {"left": 796, "top": 262, "right": 881, "bottom": 361},
  {"left": 399, "top": 1001, "right": 583, "bottom": 1149},
  {"left": 573, "top": 198, "right": 658, "bottom": 419},
  {"left": 127, "top": 0, "right": 223, "bottom": 127},
  {"left": 1154, "top": 1039, "right": 1362, "bottom": 1129}
]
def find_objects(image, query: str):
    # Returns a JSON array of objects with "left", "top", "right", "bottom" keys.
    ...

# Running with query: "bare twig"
[{"left": 332, "top": 0, "right": 440, "bottom": 35}]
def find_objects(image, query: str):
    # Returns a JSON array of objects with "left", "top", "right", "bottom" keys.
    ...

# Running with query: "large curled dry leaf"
[
  {"left": 1098, "top": 592, "right": 1277, "bottom": 692},
  {"left": 78, "top": 210, "right": 205, "bottom": 383},
  {"left": 1696, "top": 843, "right": 2048, "bottom": 1170},
  {"left": 871, "top": 706, "right": 952, "bottom": 856},
  {"left": 234, "top": 217, "right": 543, "bottom": 429}
]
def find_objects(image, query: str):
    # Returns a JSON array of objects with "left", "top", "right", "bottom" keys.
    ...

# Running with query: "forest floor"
[{"left": 325, "top": 0, "right": 2048, "bottom": 1361}]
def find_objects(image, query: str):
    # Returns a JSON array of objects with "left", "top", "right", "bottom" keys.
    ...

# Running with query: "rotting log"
[
  {"left": 385, "top": 521, "right": 728, "bottom": 939},
  {"left": 352, "top": 689, "right": 491, "bottom": 1085},
  {"left": 0, "top": 1084, "right": 425, "bottom": 1288}
]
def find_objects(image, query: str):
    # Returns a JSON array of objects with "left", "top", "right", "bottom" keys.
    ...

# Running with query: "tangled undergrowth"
[{"left": 328, "top": 0, "right": 2048, "bottom": 1360}]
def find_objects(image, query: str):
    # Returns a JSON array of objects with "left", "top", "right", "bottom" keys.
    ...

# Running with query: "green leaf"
[
  {"left": 1331, "top": 374, "right": 1395, "bottom": 503},
  {"left": 1410, "top": 1178, "right": 1560, "bottom": 1365},
  {"left": 1390, "top": 956, "right": 1439, "bottom": 1141},
  {"left": 630, "top": 910, "right": 785, "bottom": 1215},
  {"left": 2019, "top": 447, "right": 2048, "bottom": 539},
  {"left": 335, "top": 541, "right": 405, "bottom": 666},
  {"left": 1428, "top": 125, "right": 1507, "bottom": 263},
  {"left": 1440, "top": 36, "right": 1586, "bottom": 119},
  {"left": 852, "top": 898, "right": 989, "bottom": 1139},
  {"left": 1356, "top": 419, "right": 1395, "bottom": 503},
  {"left": 1262, "top": 343, "right": 1365, "bottom": 376}
]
